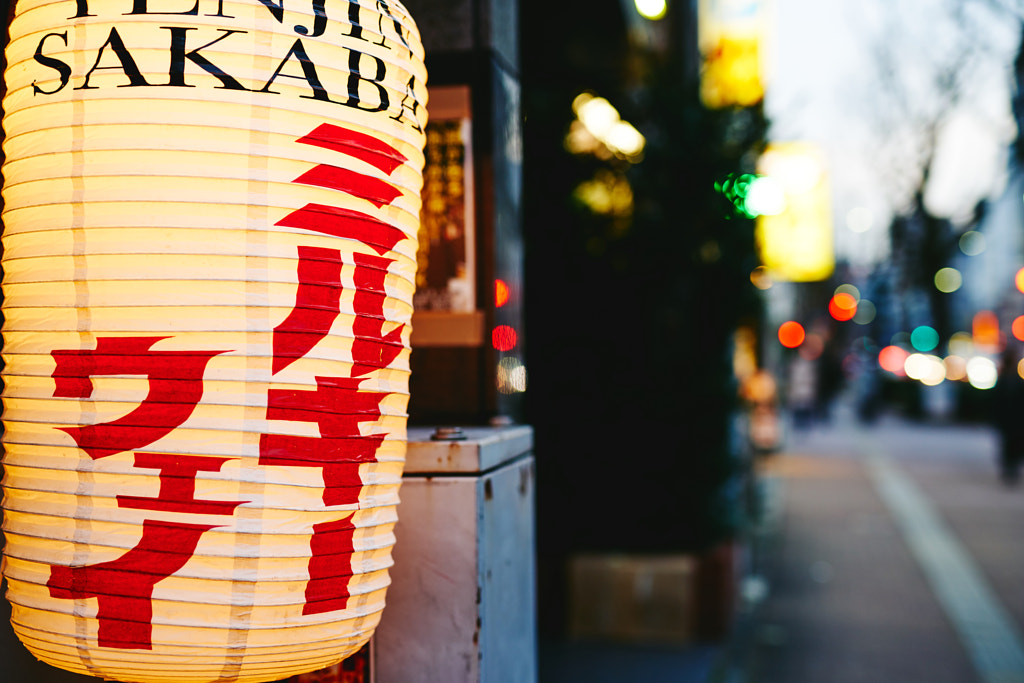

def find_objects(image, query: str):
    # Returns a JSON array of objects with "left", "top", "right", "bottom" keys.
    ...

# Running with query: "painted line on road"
[{"left": 861, "top": 439, "right": 1024, "bottom": 683}]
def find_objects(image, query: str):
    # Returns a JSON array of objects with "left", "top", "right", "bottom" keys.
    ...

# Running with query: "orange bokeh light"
[
  {"left": 973, "top": 310, "right": 1001, "bottom": 349},
  {"left": 495, "top": 279, "right": 510, "bottom": 308},
  {"left": 492, "top": 325, "right": 518, "bottom": 352},
  {"left": 1016, "top": 267, "right": 1024, "bottom": 294},
  {"left": 879, "top": 345, "right": 909, "bottom": 376},
  {"left": 778, "top": 321, "right": 805, "bottom": 348},
  {"left": 828, "top": 293, "right": 857, "bottom": 322},
  {"left": 1014, "top": 316, "right": 1024, "bottom": 342}
]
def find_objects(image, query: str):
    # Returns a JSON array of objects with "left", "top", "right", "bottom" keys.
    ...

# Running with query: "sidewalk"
[{"left": 730, "top": 410, "right": 1024, "bottom": 683}]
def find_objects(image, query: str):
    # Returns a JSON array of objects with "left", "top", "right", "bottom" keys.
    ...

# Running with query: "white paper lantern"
[{"left": 1, "top": 0, "right": 427, "bottom": 680}]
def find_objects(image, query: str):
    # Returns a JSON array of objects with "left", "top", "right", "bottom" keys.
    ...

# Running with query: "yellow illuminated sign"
[
  {"left": 699, "top": 0, "right": 770, "bottom": 108},
  {"left": 755, "top": 143, "right": 835, "bottom": 282}
]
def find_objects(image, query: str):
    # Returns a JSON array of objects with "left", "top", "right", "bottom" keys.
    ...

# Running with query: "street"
[{"left": 740, "top": 407, "right": 1024, "bottom": 683}]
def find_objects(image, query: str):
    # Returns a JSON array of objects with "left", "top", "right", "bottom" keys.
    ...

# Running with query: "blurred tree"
[{"left": 858, "top": 0, "right": 1023, "bottom": 342}]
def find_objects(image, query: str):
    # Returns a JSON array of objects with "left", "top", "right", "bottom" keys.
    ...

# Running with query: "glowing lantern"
[{"left": 1, "top": 1, "right": 427, "bottom": 682}]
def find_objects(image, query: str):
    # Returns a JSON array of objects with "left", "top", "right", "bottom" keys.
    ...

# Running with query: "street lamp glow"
[{"left": 635, "top": 0, "right": 667, "bottom": 20}]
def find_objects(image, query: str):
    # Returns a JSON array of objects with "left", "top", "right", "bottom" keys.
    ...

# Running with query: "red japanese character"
[
  {"left": 259, "top": 375, "right": 388, "bottom": 615},
  {"left": 260, "top": 376, "right": 387, "bottom": 506},
  {"left": 273, "top": 246, "right": 343, "bottom": 374},
  {"left": 265, "top": 123, "right": 411, "bottom": 616},
  {"left": 303, "top": 515, "right": 357, "bottom": 615},
  {"left": 296, "top": 123, "right": 408, "bottom": 175},
  {"left": 52, "top": 337, "right": 228, "bottom": 459},
  {"left": 117, "top": 452, "right": 248, "bottom": 515},
  {"left": 48, "top": 519, "right": 219, "bottom": 649},
  {"left": 350, "top": 251, "right": 404, "bottom": 377}
]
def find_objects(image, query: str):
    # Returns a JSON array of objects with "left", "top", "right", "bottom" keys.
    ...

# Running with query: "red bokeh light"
[
  {"left": 492, "top": 325, "right": 518, "bottom": 352},
  {"left": 778, "top": 321, "right": 805, "bottom": 348},
  {"left": 495, "top": 279, "right": 510, "bottom": 308},
  {"left": 878, "top": 345, "right": 909, "bottom": 376},
  {"left": 828, "top": 293, "right": 857, "bottom": 322}
]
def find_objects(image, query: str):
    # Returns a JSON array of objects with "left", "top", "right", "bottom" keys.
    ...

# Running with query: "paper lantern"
[{"left": 1, "top": 1, "right": 427, "bottom": 681}]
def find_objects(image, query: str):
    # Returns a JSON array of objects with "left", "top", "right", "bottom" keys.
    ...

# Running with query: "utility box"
[{"left": 374, "top": 426, "right": 536, "bottom": 683}]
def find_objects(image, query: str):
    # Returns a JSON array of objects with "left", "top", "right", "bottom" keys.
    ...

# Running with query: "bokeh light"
[
  {"left": 497, "top": 357, "right": 528, "bottom": 394},
  {"left": 744, "top": 176, "right": 786, "bottom": 216},
  {"left": 967, "top": 356, "right": 998, "bottom": 390},
  {"left": 799, "top": 333, "right": 824, "bottom": 360},
  {"left": 834, "top": 284, "right": 860, "bottom": 301},
  {"left": 778, "top": 321, "right": 805, "bottom": 348},
  {"left": 945, "top": 355, "right": 967, "bottom": 381},
  {"left": 495, "top": 279, "right": 510, "bottom": 308},
  {"left": 492, "top": 325, "right": 518, "bottom": 352},
  {"left": 911, "top": 325, "right": 939, "bottom": 352},
  {"left": 829, "top": 293, "right": 857, "bottom": 321},
  {"left": 934, "top": 267, "right": 962, "bottom": 293},
  {"left": 634, "top": 0, "right": 667, "bottom": 20},
  {"left": 1013, "top": 316, "right": 1024, "bottom": 342},
  {"left": 1017, "top": 268, "right": 1024, "bottom": 294},
  {"left": 750, "top": 266, "right": 773, "bottom": 290},
  {"left": 959, "top": 230, "right": 986, "bottom": 256},
  {"left": 570, "top": 93, "right": 646, "bottom": 161},
  {"left": 949, "top": 331, "right": 974, "bottom": 357},
  {"left": 879, "top": 345, "right": 909, "bottom": 375},
  {"left": 973, "top": 310, "right": 1001, "bottom": 350},
  {"left": 853, "top": 299, "right": 877, "bottom": 325},
  {"left": 905, "top": 353, "right": 945, "bottom": 386}
]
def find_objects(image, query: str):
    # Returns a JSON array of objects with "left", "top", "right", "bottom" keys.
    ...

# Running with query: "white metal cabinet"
[{"left": 374, "top": 426, "right": 536, "bottom": 683}]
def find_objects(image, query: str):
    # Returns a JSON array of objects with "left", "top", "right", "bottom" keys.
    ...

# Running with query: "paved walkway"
[{"left": 740, "top": 410, "right": 1024, "bottom": 683}]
